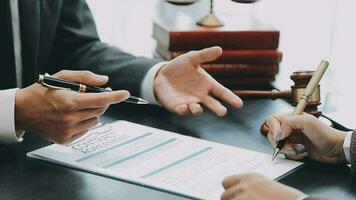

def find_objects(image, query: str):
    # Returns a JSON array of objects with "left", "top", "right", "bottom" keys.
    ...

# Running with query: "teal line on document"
[
  {"left": 141, "top": 146, "right": 213, "bottom": 179},
  {"left": 102, "top": 138, "right": 177, "bottom": 169},
  {"left": 76, "top": 132, "right": 153, "bottom": 162}
]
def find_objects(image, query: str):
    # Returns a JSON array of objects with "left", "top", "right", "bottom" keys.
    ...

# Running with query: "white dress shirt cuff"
[
  {"left": 0, "top": 89, "right": 24, "bottom": 143},
  {"left": 140, "top": 62, "right": 168, "bottom": 106},
  {"left": 343, "top": 131, "right": 353, "bottom": 163},
  {"left": 296, "top": 194, "right": 309, "bottom": 200}
]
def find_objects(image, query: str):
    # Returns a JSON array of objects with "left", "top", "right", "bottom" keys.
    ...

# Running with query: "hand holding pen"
[
  {"left": 15, "top": 70, "right": 135, "bottom": 145},
  {"left": 270, "top": 60, "right": 329, "bottom": 161},
  {"left": 265, "top": 112, "right": 348, "bottom": 163}
]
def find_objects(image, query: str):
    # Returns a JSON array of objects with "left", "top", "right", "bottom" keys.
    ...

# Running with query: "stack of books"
[{"left": 152, "top": 18, "right": 282, "bottom": 90}]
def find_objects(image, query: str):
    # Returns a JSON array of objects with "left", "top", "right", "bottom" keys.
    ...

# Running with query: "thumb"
[
  {"left": 53, "top": 70, "right": 109, "bottom": 86},
  {"left": 186, "top": 46, "right": 223, "bottom": 66}
]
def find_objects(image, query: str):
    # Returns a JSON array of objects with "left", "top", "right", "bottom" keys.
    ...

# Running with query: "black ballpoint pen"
[{"left": 38, "top": 74, "right": 149, "bottom": 105}]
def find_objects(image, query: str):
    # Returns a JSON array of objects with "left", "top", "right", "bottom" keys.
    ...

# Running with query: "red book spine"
[
  {"left": 153, "top": 22, "right": 280, "bottom": 51},
  {"left": 202, "top": 64, "right": 279, "bottom": 76},
  {"left": 167, "top": 32, "right": 280, "bottom": 51},
  {"left": 215, "top": 76, "right": 276, "bottom": 87},
  {"left": 156, "top": 46, "right": 282, "bottom": 65}
]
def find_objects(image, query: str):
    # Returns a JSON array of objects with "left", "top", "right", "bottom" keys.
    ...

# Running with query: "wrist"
[
  {"left": 333, "top": 130, "right": 347, "bottom": 163},
  {"left": 142, "top": 61, "right": 168, "bottom": 106},
  {"left": 153, "top": 64, "right": 167, "bottom": 103},
  {"left": 15, "top": 88, "right": 27, "bottom": 132}
]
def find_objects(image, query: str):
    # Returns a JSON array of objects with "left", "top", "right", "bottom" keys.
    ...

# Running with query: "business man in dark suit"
[
  {"left": 0, "top": 0, "right": 243, "bottom": 144},
  {"left": 221, "top": 113, "right": 355, "bottom": 200}
]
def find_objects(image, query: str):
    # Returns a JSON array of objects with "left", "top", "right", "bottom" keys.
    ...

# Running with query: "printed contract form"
[{"left": 28, "top": 121, "right": 303, "bottom": 200}]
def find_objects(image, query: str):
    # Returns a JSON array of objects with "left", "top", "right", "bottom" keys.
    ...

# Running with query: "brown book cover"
[
  {"left": 156, "top": 44, "right": 283, "bottom": 65},
  {"left": 153, "top": 51, "right": 279, "bottom": 76},
  {"left": 153, "top": 20, "right": 280, "bottom": 51},
  {"left": 215, "top": 76, "right": 275, "bottom": 87},
  {"left": 202, "top": 64, "right": 279, "bottom": 76}
]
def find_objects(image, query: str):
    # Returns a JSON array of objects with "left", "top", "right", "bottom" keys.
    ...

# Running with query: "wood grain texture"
[
  {"left": 153, "top": 20, "right": 280, "bottom": 51},
  {"left": 202, "top": 64, "right": 279, "bottom": 76},
  {"left": 156, "top": 44, "right": 283, "bottom": 64}
]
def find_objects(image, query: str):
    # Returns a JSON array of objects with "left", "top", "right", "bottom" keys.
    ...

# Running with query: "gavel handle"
[{"left": 233, "top": 90, "right": 292, "bottom": 100}]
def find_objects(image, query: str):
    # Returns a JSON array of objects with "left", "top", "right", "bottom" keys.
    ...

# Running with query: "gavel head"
[
  {"left": 260, "top": 70, "right": 323, "bottom": 136},
  {"left": 290, "top": 71, "right": 322, "bottom": 117}
]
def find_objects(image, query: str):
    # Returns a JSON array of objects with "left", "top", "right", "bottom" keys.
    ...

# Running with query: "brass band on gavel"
[{"left": 233, "top": 70, "right": 322, "bottom": 118}]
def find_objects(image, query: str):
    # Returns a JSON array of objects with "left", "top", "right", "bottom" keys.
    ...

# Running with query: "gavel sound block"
[{"left": 233, "top": 71, "right": 322, "bottom": 135}]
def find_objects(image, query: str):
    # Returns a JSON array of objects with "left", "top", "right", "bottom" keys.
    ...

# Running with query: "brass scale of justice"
[
  {"left": 166, "top": 0, "right": 352, "bottom": 134},
  {"left": 166, "top": 0, "right": 259, "bottom": 27}
]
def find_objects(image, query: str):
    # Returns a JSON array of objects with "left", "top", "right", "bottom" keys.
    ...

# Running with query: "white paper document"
[{"left": 27, "top": 120, "right": 303, "bottom": 200}]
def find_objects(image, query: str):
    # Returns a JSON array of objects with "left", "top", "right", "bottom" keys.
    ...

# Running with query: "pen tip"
[
  {"left": 138, "top": 98, "right": 149, "bottom": 104},
  {"left": 271, "top": 148, "right": 279, "bottom": 161}
]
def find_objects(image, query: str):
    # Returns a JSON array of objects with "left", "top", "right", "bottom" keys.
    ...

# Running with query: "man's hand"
[
  {"left": 154, "top": 46, "right": 243, "bottom": 116},
  {"left": 266, "top": 113, "right": 347, "bottom": 164},
  {"left": 221, "top": 173, "right": 305, "bottom": 200},
  {"left": 15, "top": 70, "right": 129, "bottom": 144}
]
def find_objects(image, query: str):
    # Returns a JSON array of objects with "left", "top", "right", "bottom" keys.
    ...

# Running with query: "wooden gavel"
[
  {"left": 233, "top": 71, "right": 322, "bottom": 117},
  {"left": 233, "top": 71, "right": 322, "bottom": 135}
]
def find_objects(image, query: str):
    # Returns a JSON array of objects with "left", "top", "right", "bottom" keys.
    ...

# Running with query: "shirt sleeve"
[
  {"left": 0, "top": 89, "right": 24, "bottom": 143},
  {"left": 297, "top": 194, "right": 309, "bottom": 200},
  {"left": 343, "top": 131, "right": 353, "bottom": 163},
  {"left": 140, "top": 62, "right": 168, "bottom": 106}
]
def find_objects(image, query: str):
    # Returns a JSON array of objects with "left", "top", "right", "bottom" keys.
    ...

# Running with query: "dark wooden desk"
[{"left": 0, "top": 99, "right": 355, "bottom": 200}]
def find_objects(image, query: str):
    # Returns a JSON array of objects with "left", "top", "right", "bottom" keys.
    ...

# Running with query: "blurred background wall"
[{"left": 86, "top": 0, "right": 356, "bottom": 125}]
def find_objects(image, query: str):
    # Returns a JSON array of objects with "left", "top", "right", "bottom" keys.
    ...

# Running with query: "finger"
[
  {"left": 265, "top": 112, "right": 292, "bottom": 130},
  {"left": 267, "top": 130, "right": 277, "bottom": 148},
  {"left": 210, "top": 81, "right": 243, "bottom": 109},
  {"left": 222, "top": 175, "right": 242, "bottom": 189},
  {"left": 73, "top": 90, "right": 130, "bottom": 109},
  {"left": 285, "top": 152, "right": 308, "bottom": 160},
  {"left": 53, "top": 70, "right": 109, "bottom": 86},
  {"left": 280, "top": 143, "right": 297, "bottom": 156},
  {"left": 280, "top": 143, "right": 298, "bottom": 153},
  {"left": 293, "top": 144, "right": 306, "bottom": 154},
  {"left": 73, "top": 117, "right": 100, "bottom": 134},
  {"left": 173, "top": 104, "right": 189, "bottom": 116},
  {"left": 68, "top": 130, "right": 89, "bottom": 144},
  {"left": 267, "top": 112, "right": 292, "bottom": 121},
  {"left": 280, "top": 143, "right": 306, "bottom": 157},
  {"left": 265, "top": 115, "right": 283, "bottom": 142},
  {"left": 280, "top": 143, "right": 294, "bottom": 151},
  {"left": 188, "top": 103, "right": 203, "bottom": 116},
  {"left": 202, "top": 96, "right": 227, "bottom": 117},
  {"left": 280, "top": 114, "right": 324, "bottom": 142},
  {"left": 186, "top": 46, "right": 223, "bottom": 66},
  {"left": 221, "top": 185, "right": 240, "bottom": 200},
  {"left": 72, "top": 106, "right": 108, "bottom": 122}
]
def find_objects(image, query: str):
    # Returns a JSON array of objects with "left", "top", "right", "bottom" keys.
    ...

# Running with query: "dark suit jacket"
[
  {"left": 351, "top": 131, "right": 356, "bottom": 176},
  {"left": 16, "top": 0, "right": 159, "bottom": 95},
  {"left": 305, "top": 131, "right": 356, "bottom": 200}
]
